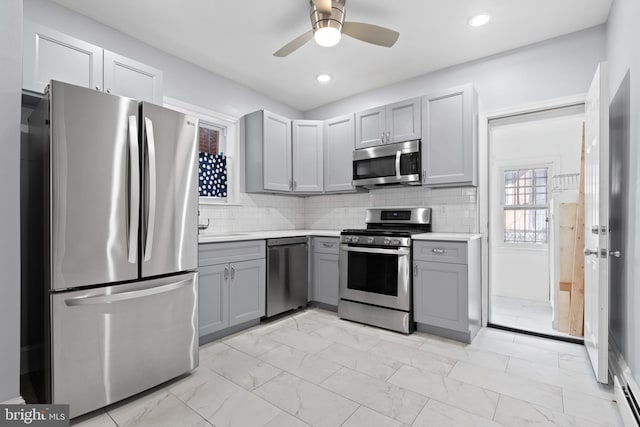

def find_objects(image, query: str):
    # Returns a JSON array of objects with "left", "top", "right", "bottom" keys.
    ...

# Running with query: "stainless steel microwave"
[{"left": 352, "top": 140, "right": 421, "bottom": 188}]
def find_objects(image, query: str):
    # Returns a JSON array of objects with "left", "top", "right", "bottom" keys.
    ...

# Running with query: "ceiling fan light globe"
[{"left": 314, "top": 27, "right": 342, "bottom": 47}]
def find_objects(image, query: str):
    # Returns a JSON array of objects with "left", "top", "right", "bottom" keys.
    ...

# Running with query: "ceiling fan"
[{"left": 274, "top": 0, "right": 400, "bottom": 57}]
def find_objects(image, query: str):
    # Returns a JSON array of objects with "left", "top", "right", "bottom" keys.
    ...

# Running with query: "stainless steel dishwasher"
[{"left": 266, "top": 236, "right": 309, "bottom": 317}]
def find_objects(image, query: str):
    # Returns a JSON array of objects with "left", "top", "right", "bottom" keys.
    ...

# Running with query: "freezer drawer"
[{"left": 51, "top": 272, "right": 198, "bottom": 418}]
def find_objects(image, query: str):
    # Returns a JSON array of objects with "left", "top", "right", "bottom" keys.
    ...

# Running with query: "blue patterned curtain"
[{"left": 199, "top": 152, "right": 228, "bottom": 197}]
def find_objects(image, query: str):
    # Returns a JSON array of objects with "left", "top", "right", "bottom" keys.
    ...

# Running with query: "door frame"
[{"left": 478, "top": 94, "right": 587, "bottom": 327}]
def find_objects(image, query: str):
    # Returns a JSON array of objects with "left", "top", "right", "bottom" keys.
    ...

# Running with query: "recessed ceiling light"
[
  {"left": 317, "top": 74, "right": 332, "bottom": 83},
  {"left": 468, "top": 13, "right": 491, "bottom": 27}
]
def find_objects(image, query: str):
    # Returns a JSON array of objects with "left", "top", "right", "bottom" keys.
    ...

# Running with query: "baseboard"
[
  {"left": 2, "top": 396, "right": 25, "bottom": 405},
  {"left": 610, "top": 336, "right": 640, "bottom": 426}
]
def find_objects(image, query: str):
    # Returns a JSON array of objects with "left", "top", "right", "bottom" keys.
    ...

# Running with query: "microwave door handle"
[
  {"left": 395, "top": 150, "right": 401, "bottom": 180},
  {"left": 144, "top": 117, "right": 157, "bottom": 261},
  {"left": 127, "top": 116, "right": 140, "bottom": 264}
]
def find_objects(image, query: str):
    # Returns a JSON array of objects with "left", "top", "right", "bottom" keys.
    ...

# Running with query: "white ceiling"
[{"left": 50, "top": 0, "right": 612, "bottom": 112}]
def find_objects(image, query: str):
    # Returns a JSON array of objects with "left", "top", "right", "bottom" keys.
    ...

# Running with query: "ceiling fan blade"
[
  {"left": 312, "top": 0, "right": 332, "bottom": 15},
  {"left": 273, "top": 30, "right": 314, "bottom": 57},
  {"left": 342, "top": 21, "right": 399, "bottom": 48}
]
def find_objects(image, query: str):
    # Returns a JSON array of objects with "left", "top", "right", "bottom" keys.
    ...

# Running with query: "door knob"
[
  {"left": 609, "top": 250, "right": 621, "bottom": 258},
  {"left": 584, "top": 248, "right": 598, "bottom": 256}
]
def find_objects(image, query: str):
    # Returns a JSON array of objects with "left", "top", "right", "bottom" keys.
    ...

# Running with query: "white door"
[{"left": 584, "top": 62, "right": 609, "bottom": 384}]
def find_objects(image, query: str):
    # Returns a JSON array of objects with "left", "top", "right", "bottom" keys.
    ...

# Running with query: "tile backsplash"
[
  {"left": 198, "top": 193, "right": 305, "bottom": 233},
  {"left": 304, "top": 186, "right": 479, "bottom": 233},
  {"left": 198, "top": 186, "right": 478, "bottom": 234}
]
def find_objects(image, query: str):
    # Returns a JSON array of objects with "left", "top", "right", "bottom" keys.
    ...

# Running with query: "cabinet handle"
[
  {"left": 432, "top": 248, "right": 446, "bottom": 254},
  {"left": 386, "top": 131, "right": 391, "bottom": 142},
  {"left": 224, "top": 266, "right": 229, "bottom": 280},
  {"left": 95, "top": 85, "right": 101, "bottom": 91},
  {"left": 381, "top": 131, "right": 385, "bottom": 142},
  {"left": 322, "top": 242, "right": 334, "bottom": 248},
  {"left": 293, "top": 180, "right": 297, "bottom": 190},
  {"left": 106, "top": 88, "right": 111, "bottom": 93},
  {"left": 289, "top": 179, "right": 293, "bottom": 190},
  {"left": 230, "top": 266, "right": 235, "bottom": 279},
  {"left": 413, "top": 264, "right": 418, "bottom": 277}
]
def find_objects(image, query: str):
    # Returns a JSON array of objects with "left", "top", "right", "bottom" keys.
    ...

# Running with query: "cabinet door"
[
  {"left": 292, "top": 120, "right": 324, "bottom": 193},
  {"left": 103, "top": 50, "right": 163, "bottom": 104},
  {"left": 421, "top": 84, "right": 477, "bottom": 186},
  {"left": 229, "top": 258, "right": 266, "bottom": 326},
  {"left": 387, "top": 97, "right": 421, "bottom": 143},
  {"left": 312, "top": 252, "right": 339, "bottom": 306},
  {"left": 324, "top": 114, "right": 356, "bottom": 192},
  {"left": 414, "top": 261, "right": 468, "bottom": 332},
  {"left": 23, "top": 20, "right": 103, "bottom": 94},
  {"left": 263, "top": 111, "right": 293, "bottom": 192},
  {"left": 355, "top": 106, "right": 385, "bottom": 149},
  {"left": 198, "top": 264, "right": 229, "bottom": 337}
]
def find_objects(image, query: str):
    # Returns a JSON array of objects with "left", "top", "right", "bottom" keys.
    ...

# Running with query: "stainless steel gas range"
[{"left": 338, "top": 207, "right": 431, "bottom": 334}]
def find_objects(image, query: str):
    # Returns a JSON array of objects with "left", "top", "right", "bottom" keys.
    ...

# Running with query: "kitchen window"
[
  {"left": 163, "top": 97, "right": 238, "bottom": 205},
  {"left": 503, "top": 167, "right": 549, "bottom": 244}
]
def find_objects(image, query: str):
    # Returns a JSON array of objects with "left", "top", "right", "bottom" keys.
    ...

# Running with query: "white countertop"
[
  {"left": 198, "top": 229, "right": 341, "bottom": 244},
  {"left": 413, "top": 232, "right": 482, "bottom": 242},
  {"left": 199, "top": 229, "right": 481, "bottom": 243}
]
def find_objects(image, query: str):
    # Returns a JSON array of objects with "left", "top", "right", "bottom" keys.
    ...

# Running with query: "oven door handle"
[{"left": 341, "top": 245, "right": 410, "bottom": 256}]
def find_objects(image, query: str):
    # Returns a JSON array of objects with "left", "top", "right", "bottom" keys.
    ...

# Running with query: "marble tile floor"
[
  {"left": 490, "top": 295, "right": 577, "bottom": 339},
  {"left": 71, "top": 308, "right": 622, "bottom": 427}
]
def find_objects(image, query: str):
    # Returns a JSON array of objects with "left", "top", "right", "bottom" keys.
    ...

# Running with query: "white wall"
[
  {"left": 23, "top": 0, "right": 303, "bottom": 120},
  {"left": 489, "top": 113, "right": 584, "bottom": 301},
  {"left": 305, "top": 25, "right": 606, "bottom": 120},
  {"left": 0, "top": 0, "right": 22, "bottom": 404},
  {"left": 606, "top": 0, "right": 640, "bottom": 386}
]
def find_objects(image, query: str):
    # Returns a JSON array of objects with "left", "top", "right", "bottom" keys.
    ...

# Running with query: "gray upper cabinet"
[
  {"left": 263, "top": 111, "right": 292, "bottom": 192},
  {"left": 23, "top": 20, "right": 103, "bottom": 94},
  {"left": 292, "top": 120, "right": 324, "bottom": 193},
  {"left": 387, "top": 98, "right": 422, "bottom": 144},
  {"left": 355, "top": 97, "right": 421, "bottom": 149},
  {"left": 355, "top": 106, "right": 385, "bottom": 149},
  {"left": 103, "top": 50, "right": 163, "bottom": 104},
  {"left": 244, "top": 111, "right": 324, "bottom": 194},
  {"left": 23, "top": 21, "right": 163, "bottom": 103},
  {"left": 324, "top": 114, "right": 356, "bottom": 192},
  {"left": 421, "top": 84, "right": 478, "bottom": 187},
  {"left": 244, "top": 110, "right": 292, "bottom": 193}
]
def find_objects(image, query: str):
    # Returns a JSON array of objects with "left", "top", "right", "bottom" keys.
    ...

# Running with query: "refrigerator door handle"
[
  {"left": 127, "top": 115, "right": 140, "bottom": 264},
  {"left": 64, "top": 279, "right": 191, "bottom": 306},
  {"left": 144, "top": 117, "right": 157, "bottom": 261}
]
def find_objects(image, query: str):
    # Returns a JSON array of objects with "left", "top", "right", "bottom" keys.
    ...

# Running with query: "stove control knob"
[
  {"left": 352, "top": 236, "right": 359, "bottom": 243},
  {"left": 383, "top": 238, "right": 391, "bottom": 245},
  {"left": 392, "top": 238, "right": 402, "bottom": 246},
  {"left": 367, "top": 237, "right": 375, "bottom": 244}
]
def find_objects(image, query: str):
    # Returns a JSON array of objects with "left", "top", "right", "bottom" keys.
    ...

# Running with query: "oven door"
[{"left": 339, "top": 244, "right": 411, "bottom": 311}]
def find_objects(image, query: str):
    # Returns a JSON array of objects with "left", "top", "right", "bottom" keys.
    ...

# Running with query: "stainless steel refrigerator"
[{"left": 23, "top": 81, "right": 199, "bottom": 418}]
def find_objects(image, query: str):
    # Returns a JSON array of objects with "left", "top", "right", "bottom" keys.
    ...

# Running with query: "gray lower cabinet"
[
  {"left": 198, "top": 263, "right": 229, "bottom": 336},
  {"left": 198, "top": 241, "right": 266, "bottom": 338},
  {"left": 413, "top": 239, "right": 481, "bottom": 343},
  {"left": 228, "top": 259, "right": 266, "bottom": 326},
  {"left": 311, "top": 237, "right": 340, "bottom": 308}
]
